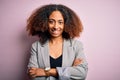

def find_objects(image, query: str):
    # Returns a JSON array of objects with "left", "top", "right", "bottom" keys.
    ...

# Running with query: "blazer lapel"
[
  {"left": 41, "top": 40, "right": 50, "bottom": 68},
  {"left": 62, "top": 39, "right": 73, "bottom": 67},
  {"left": 40, "top": 39, "right": 73, "bottom": 68}
]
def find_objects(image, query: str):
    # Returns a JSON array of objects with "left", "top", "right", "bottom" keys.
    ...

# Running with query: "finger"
[
  {"left": 29, "top": 68, "right": 37, "bottom": 73},
  {"left": 75, "top": 58, "right": 82, "bottom": 63},
  {"left": 73, "top": 59, "right": 82, "bottom": 66},
  {"left": 29, "top": 72, "right": 36, "bottom": 77},
  {"left": 78, "top": 59, "right": 83, "bottom": 63},
  {"left": 31, "top": 67, "right": 37, "bottom": 70},
  {"left": 29, "top": 70, "right": 36, "bottom": 76},
  {"left": 29, "top": 70, "right": 34, "bottom": 74},
  {"left": 29, "top": 71, "right": 34, "bottom": 75},
  {"left": 30, "top": 74, "right": 37, "bottom": 78}
]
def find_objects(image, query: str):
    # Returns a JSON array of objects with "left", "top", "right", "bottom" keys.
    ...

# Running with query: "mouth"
[{"left": 50, "top": 28, "right": 62, "bottom": 34}]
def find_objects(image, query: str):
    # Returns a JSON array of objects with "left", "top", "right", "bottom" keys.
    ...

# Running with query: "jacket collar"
[{"left": 40, "top": 38, "right": 73, "bottom": 68}]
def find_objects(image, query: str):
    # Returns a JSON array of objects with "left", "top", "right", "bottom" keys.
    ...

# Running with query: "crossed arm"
[{"left": 28, "top": 58, "right": 82, "bottom": 78}]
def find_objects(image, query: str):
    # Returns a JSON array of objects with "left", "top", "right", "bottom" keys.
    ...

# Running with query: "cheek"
[
  {"left": 48, "top": 24, "right": 53, "bottom": 29},
  {"left": 61, "top": 25, "right": 64, "bottom": 30}
]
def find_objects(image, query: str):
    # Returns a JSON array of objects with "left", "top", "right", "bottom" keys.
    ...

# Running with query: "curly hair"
[{"left": 26, "top": 4, "right": 83, "bottom": 44}]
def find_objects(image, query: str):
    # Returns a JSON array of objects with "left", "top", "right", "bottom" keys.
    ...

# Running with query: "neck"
[{"left": 49, "top": 37, "right": 63, "bottom": 45}]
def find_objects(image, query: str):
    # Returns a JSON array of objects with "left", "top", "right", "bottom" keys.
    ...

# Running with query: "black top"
[{"left": 50, "top": 55, "right": 62, "bottom": 68}]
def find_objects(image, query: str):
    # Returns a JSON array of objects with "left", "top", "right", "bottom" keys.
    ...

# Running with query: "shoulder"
[
  {"left": 31, "top": 40, "right": 42, "bottom": 48},
  {"left": 32, "top": 40, "right": 48, "bottom": 48},
  {"left": 70, "top": 39, "right": 83, "bottom": 47}
]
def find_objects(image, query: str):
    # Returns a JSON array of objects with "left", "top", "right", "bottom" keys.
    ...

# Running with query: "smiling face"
[{"left": 48, "top": 11, "right": 64, "bottom": 38}]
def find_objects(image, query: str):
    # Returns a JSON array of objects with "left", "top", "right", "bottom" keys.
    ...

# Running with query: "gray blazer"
[{"left": 28, "top": 39, "right": 88, "bottom": 80}]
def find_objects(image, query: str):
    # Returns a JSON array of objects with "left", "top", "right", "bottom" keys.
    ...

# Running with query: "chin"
[{"left": 51, "top": 34, "right": 62, "bottom": 38}]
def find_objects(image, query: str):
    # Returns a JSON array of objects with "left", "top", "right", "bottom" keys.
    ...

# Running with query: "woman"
[{"left": 27, "top": 4, "right": 88, "bottom": 80}]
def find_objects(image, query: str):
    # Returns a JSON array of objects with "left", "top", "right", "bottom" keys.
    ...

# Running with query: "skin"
[
  {"left": 48, "top": 10, "right": 64, "bottom": 39},
  {"left": 48, "top": 10, "right": 64, "bottom": 59},
  {"left": 28, "top": 11, "right": 82, "bottom": 78}
]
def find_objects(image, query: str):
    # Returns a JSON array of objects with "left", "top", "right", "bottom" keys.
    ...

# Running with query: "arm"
[
  {"left": 28, "top": 67, "right": 58, "bottom": 78},
  {"left": 28, "top": 42, "right": 39, "bottom": 68},
  {"left": 56, "top": 41, "right": 88, "bottom": 80},
  {"left": 29, "top": 59, "right": 83, "bottom": 78},
  {"left": 28, "top": 41, "right": 88, "bottom": 79},
  {"left": 28, "top": 42, "right": 58, "bottom": 78}
]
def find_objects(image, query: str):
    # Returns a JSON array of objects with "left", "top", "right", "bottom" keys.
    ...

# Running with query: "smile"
[{"left": 50, "top": 28, "right": 62, "bottom": 34}]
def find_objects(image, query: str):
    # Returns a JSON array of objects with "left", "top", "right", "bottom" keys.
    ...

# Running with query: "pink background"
[{"left": 0, "top": 0, "right": 120, "bottom": 80}]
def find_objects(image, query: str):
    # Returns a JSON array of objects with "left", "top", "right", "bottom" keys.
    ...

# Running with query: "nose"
[{"left": 53, "top": 22, "right": 59, "bottom": 29}]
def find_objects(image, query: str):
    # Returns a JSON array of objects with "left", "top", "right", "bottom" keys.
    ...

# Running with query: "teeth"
[
  {"left": 52, "top": 30, "right": 58, "bottom": 32},
  {"left": 51, "top": 28, "right": 60, "bottom": 32}
]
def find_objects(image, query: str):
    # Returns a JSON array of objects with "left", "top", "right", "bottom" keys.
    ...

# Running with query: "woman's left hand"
[{"left": 73, "top": 58, "right": 82, "bottom": 66}]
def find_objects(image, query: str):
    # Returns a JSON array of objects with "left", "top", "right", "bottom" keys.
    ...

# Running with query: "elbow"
[
  {"left": 70, "top": 71, "right": 88, "bottom": 80},
  {"left": 79, "top": 67, "right": 88, "bottom": 79},
  {"left": 71, "top": 67, "right": 88, "bottom": 79},
  {"left": 80, "top": 70, "right": 88, "bottom": 79}
]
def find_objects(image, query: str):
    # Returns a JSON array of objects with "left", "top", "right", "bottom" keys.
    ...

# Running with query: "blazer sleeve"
[
  {"left": 56, "top": 40, "right": 88, "bottom": 80},
  {"left": 28, "top": 42, "right": 39, "bottom": 68}
]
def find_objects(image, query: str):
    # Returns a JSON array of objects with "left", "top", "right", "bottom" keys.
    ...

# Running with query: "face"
[{"left": 48, "top": 11, "right": 64, "bottom": 38}]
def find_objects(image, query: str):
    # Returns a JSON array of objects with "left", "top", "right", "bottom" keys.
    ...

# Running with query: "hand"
[
  {"left": 73, "top": 58, "right": 82, "bottom": 66},
  {"left": 28, "top": 67, "right": 46, "bottom": 78}
]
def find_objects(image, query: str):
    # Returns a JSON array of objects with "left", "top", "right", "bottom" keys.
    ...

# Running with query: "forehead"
[{"left": 49, "top": 11, "right": 64, "bottom": 20}]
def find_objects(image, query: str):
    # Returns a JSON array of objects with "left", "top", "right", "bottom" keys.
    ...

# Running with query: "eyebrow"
[{"left": 49, "top": 19, "right": 64, "bottom": 22}]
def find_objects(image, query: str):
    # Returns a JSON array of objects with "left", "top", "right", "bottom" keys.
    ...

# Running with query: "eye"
[
  {"left": 48, "top": 20, "right": 54, "bottom": 24},
  {"left": 58, "top": 21, "right": 64, "bottom": 25}
]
